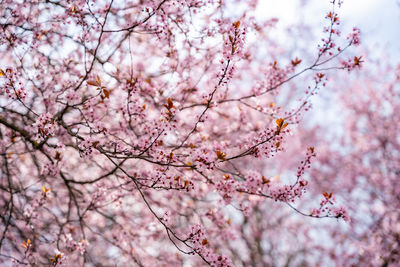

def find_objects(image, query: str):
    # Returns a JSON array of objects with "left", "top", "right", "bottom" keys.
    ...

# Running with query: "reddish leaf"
[
  {"left": 103, "top": 89, "right": 110, "bottom": 99},
  {"left": 87, "top": 80, "right": 100, "bottom": 86},
  {"left": 216, "top": 150, "right": 227, "bottom": 161},
  {"left": 291, "top": 57, "right": 302, "bottom": 67}
]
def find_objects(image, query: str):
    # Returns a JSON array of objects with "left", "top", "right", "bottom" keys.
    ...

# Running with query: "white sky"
[
  {"left": 257, "top": 0, "right": 400, "bottom": 59},
  {"left": 336, "top": 0, "right": 399, "bottom": 59}
]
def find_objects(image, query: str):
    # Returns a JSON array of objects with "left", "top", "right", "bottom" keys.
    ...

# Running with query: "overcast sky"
[{"left": 257, "top": 0, "right": 400, "bottom": 60}]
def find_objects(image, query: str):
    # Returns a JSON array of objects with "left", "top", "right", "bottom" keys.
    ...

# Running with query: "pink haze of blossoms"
[{"left": 1, "top": 0, "right": 395, "bottom": 266}]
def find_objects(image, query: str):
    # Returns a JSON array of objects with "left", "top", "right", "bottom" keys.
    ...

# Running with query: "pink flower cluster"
[
  {"left": 64, "top": 234, "right": 89, "bottom": 255},
  {"left": 188, "top": 224, "right": 233, "bottom": 266},
  {"left": 215, "top": 20, "right": 247, "bottom": 86},
  {"left": 341, "top": 56, "right": 363, "bottom": 71},
  {"left": 347, "top": 27, "right": 361, "bottom": 46},
  {"left": 23, "top": 188, "right": 50, "bottom": 220},
  {"left": 216, "top": 177, "right": 237, "bottom": 204},
  {"left": 41, "top": 162, "right": 60, "bottom": 177},
  {"left": 78, "top": 137, "right": 100, "bottom": 157},
  {"left": 310, "top": 193, "right": 350, "bottom": 221},
  {"left": 0, "top": 68, "right": 27, "bottom": 100},
  {"left": 32, "top": 113, "right": 58, "bottom": 142}
]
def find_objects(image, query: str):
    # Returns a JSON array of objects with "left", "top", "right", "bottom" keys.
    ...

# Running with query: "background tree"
[
  {"left": 230, "top": 60, "right": 400, "bottom": 266},
  {"left": 304, "top": 61, "right": 400, "bottom": 266},
  {"left": 0, "top": 0, "right": 367, "bottom": 266}
]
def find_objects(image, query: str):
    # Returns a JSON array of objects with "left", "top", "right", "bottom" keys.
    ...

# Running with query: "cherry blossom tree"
[
  {"left": 301, "top": 61, "right": 400, "bottom": 266},
  {"left": 0, "top": 0, "right": 363, "bottom": 266},
  {"left": 219, "top": 59, "right": 400, "bottom": 267}
]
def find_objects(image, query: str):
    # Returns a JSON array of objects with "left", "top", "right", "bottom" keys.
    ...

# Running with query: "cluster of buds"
[
  {"left": 0, "top": 68, "right": 27, "bottom": 100},
  {"left": 187, "top": 224, "right": 233, "bottom": 266},
  {"left": 310, "top": 192, "right": 350, "bottom": 221},
  {"left": 32, "top": 113, "right": 58, "bottom": 142}
]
